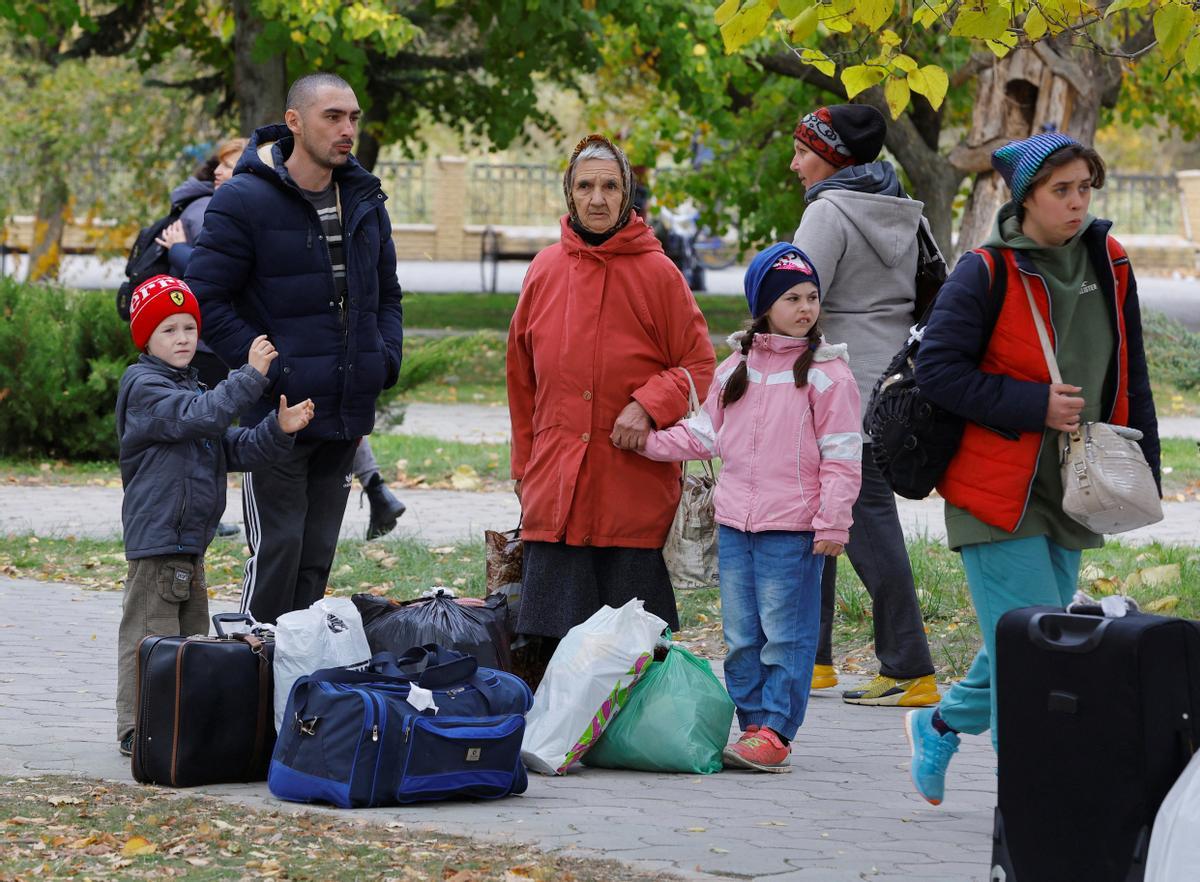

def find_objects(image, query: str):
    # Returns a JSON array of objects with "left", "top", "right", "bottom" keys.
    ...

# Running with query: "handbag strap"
[
  {"left": 677, "top": 366, "right": 716, "bottom": 483},
  {"left": 1020, "top": 272, "right": 1063, "bottom": 386}
]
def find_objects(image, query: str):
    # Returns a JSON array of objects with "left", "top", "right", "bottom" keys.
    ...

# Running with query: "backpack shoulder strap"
[{"left": 973, "top": 245, "right": 1008, "bottom": 337}]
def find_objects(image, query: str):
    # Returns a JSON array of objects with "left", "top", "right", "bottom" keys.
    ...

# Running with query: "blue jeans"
[
  {"left": 718, "top": 526, "right": 824, "bottom": 741},
  {"left": 938, "top": 535, "right": 1081, "bottom": 751}
]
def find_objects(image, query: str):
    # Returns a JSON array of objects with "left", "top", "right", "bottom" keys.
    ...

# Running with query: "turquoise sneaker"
[{"left": 904, "top": 708, "right": 959, "bottom": 805}]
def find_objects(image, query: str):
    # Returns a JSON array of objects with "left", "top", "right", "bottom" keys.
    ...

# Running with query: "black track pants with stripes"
[{"left": 240, "top": 438, "right": 357, "bottom": 624}]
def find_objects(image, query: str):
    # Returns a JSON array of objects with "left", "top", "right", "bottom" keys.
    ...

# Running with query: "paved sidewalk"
[
  {"left": 4, "top": 482, "right": 1198, "bottom": 548},
  {"left": 0, "top": 577, "right": 998, "bottom": 881}
]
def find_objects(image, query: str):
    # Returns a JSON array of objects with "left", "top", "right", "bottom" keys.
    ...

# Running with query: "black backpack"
[
  {"left": 115, "top": 195, "right": 204, "bottom": 320},
  {"left": 913, "top": 217, "right": 948, "bottom": 319},
  {"left": 865, "top": 246, "right": 1007, "bottom": 499}
]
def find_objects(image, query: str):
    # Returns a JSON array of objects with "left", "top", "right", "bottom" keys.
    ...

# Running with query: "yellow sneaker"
[
  {"left": 843, "top": 674, "right": 940, "bottom": 707},
  {"left": 811, "top": 664, "right": 839, "bottom": 690}
]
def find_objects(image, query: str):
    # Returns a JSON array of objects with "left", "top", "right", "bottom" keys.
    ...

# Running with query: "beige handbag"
[
  {"left": 1021, "top": 275, "right": 1163, "bottom": 534},
  {"left": 661, "top": 368, "right": 719, "bottom": 591}
]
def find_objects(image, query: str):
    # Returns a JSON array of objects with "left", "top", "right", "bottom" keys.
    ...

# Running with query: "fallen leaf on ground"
[
  {"left": 1144, "top": 595, "right": 1180, "bottom": 614},
  {"left": 121, "top": 835, "right": 157, "bottom": 856}
]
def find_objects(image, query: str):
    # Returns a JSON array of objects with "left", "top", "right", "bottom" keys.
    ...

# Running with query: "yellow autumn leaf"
[
  {"left": 879, "top": 28, "right": 902, "bottom": 46},
  {"left": 855, "top": 0, "right": 895, "bottom": 29},
  {"left": 720, "top": 0, "right": 773, "bottom": 53},
  {"left": 714, "top": 0, "right": 740, "bottom": 26},
  {"left": 1138, "top": 564, "right": 1182, "bottom": 588},
  {"left": 891, "top": 53, "right": 917, "bottom": 72},
  {"left": 1154, "top": 3, "right": 1194, "bottom": 59},
  {"left": 1025, "top": 6, "right": 1048, "bottom": 39},
  {"left": 884, "top": 75, "right": 911, "bottom": 118},
  {"left": 789, "top": 4, "right": 820, "bottom": 41},
  {"left": 841, "top": 64, "right": 888, "bottom": 99},
  {"left": 1187, "top": 35, "right": 1200, "bottom": 72},
  {"left": 798, "top": 48, "right": 836, "bottom": 76},
  {"left": 121, "top": 836, "right": 157, "bottom": 856},
  {"left": 780, "top": 0, "right": 815, "bottom": 16},
  {"left": 907, "top": 64, "right": 949, "bottom": 109},
  {"left": 1143, "top": 595, "right": 1180, "bottom": 614},
  {"left": 823, "top": 11, "right": 854, "bottom": 31}
]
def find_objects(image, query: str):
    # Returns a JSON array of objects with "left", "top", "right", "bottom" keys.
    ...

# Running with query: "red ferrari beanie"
[{"left": 129, "top": 275, "right": 202, "bottom": 350}]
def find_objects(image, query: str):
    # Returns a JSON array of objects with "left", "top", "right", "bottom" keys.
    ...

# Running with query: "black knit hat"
[{"left": 795, "top": 104, "right": 887, "bottom": 167}]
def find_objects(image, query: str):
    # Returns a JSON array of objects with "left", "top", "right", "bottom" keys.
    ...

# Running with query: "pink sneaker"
[{"left": 722, "top": 727, "right": 791, "bottom": 773}]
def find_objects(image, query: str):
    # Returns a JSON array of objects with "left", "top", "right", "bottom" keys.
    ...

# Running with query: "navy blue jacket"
[
  {"left": 117, "top": 357, "right": 294, "bottom": 559},
  {"left": 916, "top": 218, "right": 1160, "bottom": 479},
  {"left": 185, "top": 124, "right": 404, "bottom": 440}
]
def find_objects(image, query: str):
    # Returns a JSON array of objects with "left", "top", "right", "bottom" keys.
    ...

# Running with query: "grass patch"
[
  {"left": 365, "top": 434, "right": 511, "bottom": 489},
  {"left": 0, "top": 776, "right": 674, "bottom": 881},
  {"left": 1162, "top": 437, "right": 1200, "bottom": 498},
  {"left": 6, "top": 535, "right": 1198, "bottom": 681},
  {"left": 404, "top": 291, "right": 747, "bottom": 335}
]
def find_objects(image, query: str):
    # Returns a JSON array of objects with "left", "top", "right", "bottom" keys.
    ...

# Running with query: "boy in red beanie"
[{"left": 115, "top": 274, "right": 315, "bottom": 758}]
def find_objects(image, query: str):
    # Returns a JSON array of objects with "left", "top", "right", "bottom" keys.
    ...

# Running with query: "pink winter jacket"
[{"left": 641, "top": 333, "right": 863, "bottom": 544}]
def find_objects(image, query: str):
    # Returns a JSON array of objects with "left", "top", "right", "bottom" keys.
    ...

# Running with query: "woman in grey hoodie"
[{"left": 790, "top": 104, "right": 938, "bottom": 708}]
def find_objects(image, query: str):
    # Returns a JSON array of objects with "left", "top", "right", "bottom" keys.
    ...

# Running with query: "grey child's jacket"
[{"left": 116, "top": 356, "right": 293, "bottom": 559}]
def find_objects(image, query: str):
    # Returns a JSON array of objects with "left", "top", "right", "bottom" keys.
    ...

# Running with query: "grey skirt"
[{"left": 516, "top": 541, "right": 680, "bottom": 639}]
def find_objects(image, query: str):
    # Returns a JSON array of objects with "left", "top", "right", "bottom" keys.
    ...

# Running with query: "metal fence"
[
  {"left": 374, "top": 160, "right": 430, "bottom": 224},
  {"left": 1090, "top": 174, "right": 1181, "bottom": 237},
  {"left": 466, "top": 163, "right": 561, "bottom": 227}
]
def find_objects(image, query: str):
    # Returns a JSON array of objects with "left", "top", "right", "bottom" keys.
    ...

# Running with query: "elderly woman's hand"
[{"left": 610, "top": 400, "right": 653, "bottom": 451}]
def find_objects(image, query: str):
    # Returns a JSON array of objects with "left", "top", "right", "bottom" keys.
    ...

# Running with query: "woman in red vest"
[{"left": 904, "top": 133, "right": 1161, "bottom": 805}]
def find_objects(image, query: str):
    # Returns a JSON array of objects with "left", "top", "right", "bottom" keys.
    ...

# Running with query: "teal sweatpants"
[{"left": 937, "top": 535, "right": 1082, "bottom": 752}]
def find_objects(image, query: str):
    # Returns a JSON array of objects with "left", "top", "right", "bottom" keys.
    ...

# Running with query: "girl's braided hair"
[{"left": 721, "top": 316, "right": 823, "bottom": 408}]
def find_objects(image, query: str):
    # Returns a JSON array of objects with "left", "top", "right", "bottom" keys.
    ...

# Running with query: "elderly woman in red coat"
[{"left": 506, "top": 133, "right": 715, "bottom": 650}]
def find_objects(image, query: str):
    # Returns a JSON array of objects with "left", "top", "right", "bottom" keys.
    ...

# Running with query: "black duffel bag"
[{"left": 865, "top": 246, "right": 1006, "bottom": 499}]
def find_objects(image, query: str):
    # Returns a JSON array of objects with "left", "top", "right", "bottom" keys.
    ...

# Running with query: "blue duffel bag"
[{"left": 268, "top": 644, "right": 533, "bottom": 807}]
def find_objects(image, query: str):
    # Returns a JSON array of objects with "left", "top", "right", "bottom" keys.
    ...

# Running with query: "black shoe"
[
  {"left": 215, "top": 522, "right": 240, "bottom": 538},
  {"left": 119, "top": 733, "right": 134, "bottom": 757},
  {"left": 364, "top": 473, "right": 406, "bottom": 540}
]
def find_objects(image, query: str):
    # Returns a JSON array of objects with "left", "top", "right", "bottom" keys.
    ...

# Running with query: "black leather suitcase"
[
  {"left": 132, "top": 613, "right": 275, "bottom": 787},
  {"left": 992, "top": 605, "right": 1200, "bottom": 882}
]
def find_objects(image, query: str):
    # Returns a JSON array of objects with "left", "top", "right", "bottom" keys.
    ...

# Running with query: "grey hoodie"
[
  {"left": 169, "top": 177, "right": 214, "bottom": 244},
  {"left": 793, "top": 183, "right": 924, "bottom": 425}
]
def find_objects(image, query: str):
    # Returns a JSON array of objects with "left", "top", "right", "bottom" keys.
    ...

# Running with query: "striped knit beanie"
[{"left": 991, "top": 132, "right": 1082, "bottom": 204}]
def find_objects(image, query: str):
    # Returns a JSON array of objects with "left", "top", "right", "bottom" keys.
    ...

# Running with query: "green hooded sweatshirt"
[{"left": 945, "top": 203, "right": 1113, "bottom": 551}]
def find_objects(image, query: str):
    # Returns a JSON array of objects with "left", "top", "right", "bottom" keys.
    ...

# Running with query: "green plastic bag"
[{"left": 582, "top": 644, "right": 735, "bottom": 774}]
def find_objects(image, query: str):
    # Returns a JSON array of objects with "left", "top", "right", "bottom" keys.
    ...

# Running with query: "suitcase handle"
[
  {"left": 212, "top": 613, "right": 256, "bottom": 638},
  {"left": 1026, "top": 611, "right": 1111, "bottom": 653}
]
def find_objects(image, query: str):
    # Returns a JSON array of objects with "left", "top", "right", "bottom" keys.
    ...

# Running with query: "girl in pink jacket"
[{"left": 641, "top": 243, "right": 862, "bottom": 772}]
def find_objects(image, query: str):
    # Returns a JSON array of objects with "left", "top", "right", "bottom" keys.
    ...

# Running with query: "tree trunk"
[
  {"left": 950, "top": 42, "right": 1107, "bottom": 258},
  {"left": 232, "top": 0, "right": 287, "bottom": 132},
  {"left": 27, "top": 172, "right": 69, "bottom": 282},
  {"left": 356, "top": 128, "right": 381, "bottom": 173}
]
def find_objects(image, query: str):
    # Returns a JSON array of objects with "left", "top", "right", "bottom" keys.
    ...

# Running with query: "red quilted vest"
[{"left": 938, "top": 240, "right": 1132, "bottom": 531}]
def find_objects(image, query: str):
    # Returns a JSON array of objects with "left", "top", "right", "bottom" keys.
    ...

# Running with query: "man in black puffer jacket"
[{"left": 186, "top": 72, "right": 404, "bottom": 624}]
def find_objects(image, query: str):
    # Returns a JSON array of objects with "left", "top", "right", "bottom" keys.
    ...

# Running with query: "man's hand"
[
  {"left": 1046, "top": 383, "right": 1085, "bottom": 433},
  {"left": 610, "top": 400, "right": 653, "bottom": 451},
  {"left": 277, "top": 394, "right": 314, "bottom": 434},
  {"left": 247, "top": 335, "right": 277, "bottom": 377},
  {"left": 514, "top": 479, "right": 522, "bottom": 503},
  {"left": 813, "top": 540, "right": 844, "bottom": 557},
  {"left": 154, "top": 220, "right": 186, "bottom": 250}
]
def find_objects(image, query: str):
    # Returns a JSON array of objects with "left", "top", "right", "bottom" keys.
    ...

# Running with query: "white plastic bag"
[
  {"left": 273, "top": 597, "right": 372, "bottom": 732},
  {"left": 520, "top": 599, "right": 667, "bottom": 775},
  {"left": 1145, "top": 750, "right": 1200, "bottom": 881}
]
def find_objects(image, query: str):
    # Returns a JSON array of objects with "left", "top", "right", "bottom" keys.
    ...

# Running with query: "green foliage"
[
  {"left": 0, "top": 279, "right": 135, "bottom": 460},
  {"left": 1142, "top": 310, "right": 1200, "bottom": 391},
  {"left": 0, "top": 46, "right": 219, "bottom": 245}
]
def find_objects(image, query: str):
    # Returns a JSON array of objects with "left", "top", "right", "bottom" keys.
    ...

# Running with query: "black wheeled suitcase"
[
  {"left": 132, "top": 613, "right": 275, "bottom": 787},
  {"left": 992, "top": 605, "right": 1200, "bottom": 882}
]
